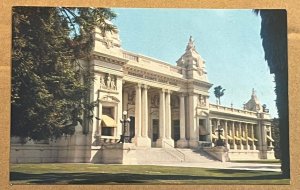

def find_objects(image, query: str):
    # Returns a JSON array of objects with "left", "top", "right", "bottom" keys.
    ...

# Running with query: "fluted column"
[
  {"left": 179, "top": 94, "right": 186, "bottom": 140},
  {"left": 159, "top": 89, "right": 165, "bottom": 139},
  {"left": 239, "top": 122, "right": 243, "bottom": 150},
  {"left": 256, "top": 123, "right": 263, "bottom": 150},
  {"left": 165, "top": 90, "right": 172, "bottom": 139},
  {"left": 156, "top": 89, "right": 166, "bottom": 148},
  {"left": 224, "top": 120, "right": 230, "bottom": 149},
  {"left": 251, "top": 124, "right": 256, "bottom": 150},
  {"left": 142, "top": 85, "right": 149, "bottom": 137},
  {"left": 232, "top": 122, "right": 237, "bottom": 150},
  {"left": 210, "top": 119, "right": 213, "bottom": 144},
  {"left": 245, "top": 124, "right": 250, "bottom": 150},
  {"left": 134, "top": 84, "right": 142, "bottom": 139},
  {"left": 177, "top": 93, "right": 188, "bottom": 148}
]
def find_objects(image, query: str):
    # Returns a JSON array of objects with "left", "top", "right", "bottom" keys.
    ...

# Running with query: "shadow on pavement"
[{"left": 10, "top": 170, "right": 285, "bottom": 184}]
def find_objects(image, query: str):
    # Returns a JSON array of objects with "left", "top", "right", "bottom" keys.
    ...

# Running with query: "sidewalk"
[{"left": 134, "top": 161, "right": 281, "bottom": 172}]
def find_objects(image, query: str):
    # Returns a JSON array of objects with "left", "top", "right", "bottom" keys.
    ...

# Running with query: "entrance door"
[
  {"left": 129, "top": 116, "right": 135, "bottom": 139},
  {"left": 152, "top": 119, "right": 159, "bottom": 142},
  {"left": 173, "top": 120, "right": 180, "bottom": 141},
  {"left": 199, "top": 119, "right": 207, "bottom": 141}
]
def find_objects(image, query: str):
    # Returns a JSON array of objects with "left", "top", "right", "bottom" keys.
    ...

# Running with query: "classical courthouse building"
[{"left": 11, "top": 27, "right": 275, "bottom": 164}]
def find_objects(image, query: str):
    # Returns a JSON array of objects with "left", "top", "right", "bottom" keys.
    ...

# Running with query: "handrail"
[{"left": 163, "top": 141, "right": 185, "bottom": 162}]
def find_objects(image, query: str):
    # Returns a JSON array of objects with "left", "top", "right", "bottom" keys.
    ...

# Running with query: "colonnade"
[{"left": 210, "top": 119, "right": 261, "bottom": 150}]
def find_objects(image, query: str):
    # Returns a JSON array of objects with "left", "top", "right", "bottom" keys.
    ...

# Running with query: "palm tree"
[
  {"left": 254, "top": 10, "right": 289, "bottom": 178},
  {"left": 214, "top": 85, "right": 225, "bottom": 105}
]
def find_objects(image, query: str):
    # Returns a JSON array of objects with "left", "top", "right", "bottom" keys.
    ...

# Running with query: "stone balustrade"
[
  {"left": 122, "top": 51, "right": 183, "bottom": 75},
  {"left": 209, "top": 104, "right": 257, "bottom": 117}
]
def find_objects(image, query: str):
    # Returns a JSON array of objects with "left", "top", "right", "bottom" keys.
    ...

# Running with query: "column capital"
[
  {"left": 165, "top": 89, "right": 172, "bottom": 94},
  {"left": 180, "top": 93, "right": 187, "bottom": 97},
  {"left": 143, "top": 84, "right": 150, "bottom": 90},
  {"left": 136, "top": 83, "right": 142, "bottom": 89}
]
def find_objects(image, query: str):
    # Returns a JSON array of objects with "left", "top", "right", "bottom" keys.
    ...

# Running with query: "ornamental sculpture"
[{"left": 99, "top": 73, "right": 117, "bottom": 90}]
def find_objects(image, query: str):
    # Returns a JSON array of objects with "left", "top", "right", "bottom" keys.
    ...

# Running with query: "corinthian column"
[
  {"left": 134, "top": 84, "right": 142, "bottom": 139},
  {"left": 177, "top": 93, "right": 188, "bottom": 148},
  {"left": 135, "top": 84, "right": 151, "bottom": 147},
  {"left": 179, "top": 94, "right": 186, "bottom": 140},
  {"left": 142, "top": 85, "right": 149, "bottom": 137},
  {"left": 165, "top": 90, "right": 171, "bottom": 139},
  {"left": 239, "top": 122, "right": 244, "bottom": 150},
  {"left": 224, "top": 120, "right": 230, "bottom": 149},
  {"left": 156, "top": 89, "right": 166, "bottom": 148}
]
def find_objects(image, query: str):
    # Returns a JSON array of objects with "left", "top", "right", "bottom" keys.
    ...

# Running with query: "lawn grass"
[
  {"left": 10, "top": 163, "right": 289, "bottom": 185},
  {"left": 231, "top": 159, "right": 281, "bottom": 164}
]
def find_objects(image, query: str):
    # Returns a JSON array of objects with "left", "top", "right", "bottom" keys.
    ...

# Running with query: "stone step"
[{"left": 135, "top": 148, "right": 218, "bottom": 164}]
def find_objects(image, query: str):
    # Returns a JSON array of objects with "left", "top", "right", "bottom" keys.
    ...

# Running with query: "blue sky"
[{"left": 112, "top": 8, "right": 277, "bottom": 117}]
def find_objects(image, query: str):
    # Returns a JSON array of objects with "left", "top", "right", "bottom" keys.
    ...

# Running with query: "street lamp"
[
  {"left": 119, "top": 111, "right": 131, "bottom": 143},
  {"left": 215, "top": 125, "right": 225, "bottom": 147}
]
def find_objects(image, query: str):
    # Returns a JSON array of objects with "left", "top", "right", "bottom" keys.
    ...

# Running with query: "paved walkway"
[{"left": 133, "top": 162, "right": 281, "bottom": 172}]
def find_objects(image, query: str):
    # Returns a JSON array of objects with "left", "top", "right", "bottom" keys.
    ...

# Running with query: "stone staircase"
[{"left": 135, "top": 147, "right": 217, "bottom": 164}]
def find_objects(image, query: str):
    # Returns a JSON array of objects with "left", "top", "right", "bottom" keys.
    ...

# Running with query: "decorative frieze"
[
  {"left": 99, "top": 73, "right": 117, "bottom": 91},
  {"left": 197, "top": 94, "right": 207, "bottom": 107},
  {"left": 125, "top": 67, "right": 179, "bottom": 86}
]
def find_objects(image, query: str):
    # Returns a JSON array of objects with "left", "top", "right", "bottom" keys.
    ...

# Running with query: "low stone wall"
[
  {"left": 228, "top": 150, "right": 260, "bottom": 160},
  {"left": 203, "top": 146, "right": 229, "bottom": 162},
  {"left": 11, "top": 135, "right": 137, "bottom": 164},
  {"left": 11, "top": 134, "right": 89, "bottom": 163}
]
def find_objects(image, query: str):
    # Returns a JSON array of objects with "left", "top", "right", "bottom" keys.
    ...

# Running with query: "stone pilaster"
[
  {"left": 177, "top": 93, "right": 188, "bottom": 148},
  {"left": 188, "top": 93, "right": 198, "bottom": 148}
]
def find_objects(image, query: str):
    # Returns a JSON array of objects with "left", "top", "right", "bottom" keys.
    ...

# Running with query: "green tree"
[
  {"left": 254, "top": 10, "right": 289, "bottom": 178},
  {"left": 271, "top": 118, "right": 281, "bottom": 159},
  {"left": 214, "top": 85, "right": 225, "bottom": 105},
  {"left": 11, "top": 7, "right": 116, "bottom": 141}
]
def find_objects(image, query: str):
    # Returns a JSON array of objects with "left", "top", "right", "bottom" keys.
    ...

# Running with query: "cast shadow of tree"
[{"left": 10, "top": 170, "right": 284, "bottom": 184}]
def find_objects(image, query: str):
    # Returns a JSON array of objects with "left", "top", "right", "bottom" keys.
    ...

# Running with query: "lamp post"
[
  {"left": 119, "top": 111, "right": 131, "bottom": 143},
  {"left": 216, "top": 125, "right": 225, "bottom": 147}
]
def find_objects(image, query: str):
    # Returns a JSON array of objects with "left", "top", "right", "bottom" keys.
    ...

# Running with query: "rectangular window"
[
  {"left": 102, "top": 127, "right": 114, "bottom": 136},
  {"left": 102, "top": 107, "right": 114, "bottom": 119}
]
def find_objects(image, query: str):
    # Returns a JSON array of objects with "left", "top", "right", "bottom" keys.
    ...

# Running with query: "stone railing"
[
  {"left": 123, "top": 51, "right": 139, "bottom": 62},
  {"left": 122, "top": 51, "right": 182, "bottom": 74},
  {"left": 209, "top": 104, "right": 257, "bottom": 117}
]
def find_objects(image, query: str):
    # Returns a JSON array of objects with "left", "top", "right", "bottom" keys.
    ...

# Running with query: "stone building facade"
[{"left": 10, "top": 27, "right": 275, "bottom": 163}]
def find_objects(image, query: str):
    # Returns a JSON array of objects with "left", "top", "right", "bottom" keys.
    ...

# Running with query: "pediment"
[{"left": 100, "top": 95, "right": 120, "bottom": 103}]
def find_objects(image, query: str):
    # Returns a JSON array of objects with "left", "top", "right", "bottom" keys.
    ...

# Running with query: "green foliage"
[
  {"left": 11, "top": 7, "right": 116, "bottom": 141},
  {"left": 271, "top": 118, "right": 281, "bottom": 159},
  {"left": 213, "top": 85, "right": 225, "bottom": 104},
  {"left": 255, "top": 10, "right": 289, "bottom": 178}
]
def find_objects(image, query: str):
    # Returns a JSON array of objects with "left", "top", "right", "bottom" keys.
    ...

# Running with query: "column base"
[
  {"left": 188, "top": 140, "right": 199, "bottom": 148},
  {"left": 246, "top": 145, "right": 250, "bottom": 150},
  {"left": 156, "top": 138, "right": 174, "bottom": 148},
  {"left": 176, "top": 139, "right": 188, "bottom": 148},
  {"left": 233, "top": 144, "right": 237, "bottom": 150},
  {"left": 226, "top": 143, "right": 230, "bottom": 150},
  {"left": 239, "top": 144, "right": 244, "bottom": 150},
  {"left": 135, "top": 136, "right": 151, "bottom": 147}
]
